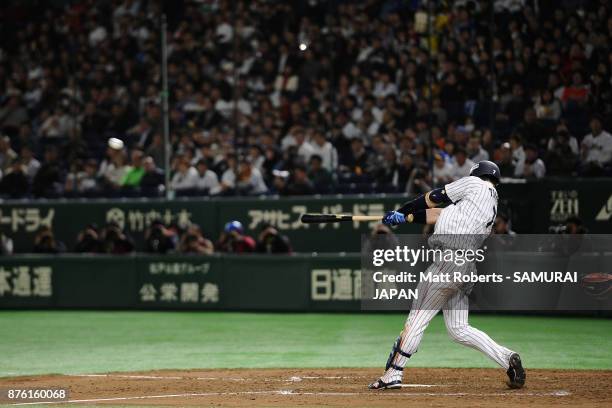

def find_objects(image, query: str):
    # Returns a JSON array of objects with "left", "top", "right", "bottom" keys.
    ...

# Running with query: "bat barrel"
[
  {"left": 300, "top": 213, "right": 350, "bottom": 223},
  {"left": 300, "top": 214, "right": 383, "bottom": 224}
]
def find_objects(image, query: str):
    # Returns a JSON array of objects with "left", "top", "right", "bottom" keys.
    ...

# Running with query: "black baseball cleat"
[
  {"left": 368, "top": 378, "right": 402, "bottom": 390},
  {"left": 506, "top": 353, "right": 526, "bottom": 389}
]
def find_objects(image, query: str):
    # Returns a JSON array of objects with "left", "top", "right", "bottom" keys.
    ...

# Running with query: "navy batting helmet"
[{"left": 469, "top": 160, "right": 500, "bottom": 184}]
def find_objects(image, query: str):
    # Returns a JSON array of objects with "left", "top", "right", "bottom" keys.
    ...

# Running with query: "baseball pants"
[{"left": 391, "top": 260, "right": 515, "bottom": 370}]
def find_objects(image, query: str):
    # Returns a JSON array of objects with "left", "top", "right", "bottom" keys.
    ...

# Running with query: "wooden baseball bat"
[{"left": 300, "top": 213, "right": 383, "bottom": 224}]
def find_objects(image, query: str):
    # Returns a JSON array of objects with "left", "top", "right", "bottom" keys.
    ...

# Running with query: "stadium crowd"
[{"left": 1, "top": 0, "right": 612, "bottom": 200}]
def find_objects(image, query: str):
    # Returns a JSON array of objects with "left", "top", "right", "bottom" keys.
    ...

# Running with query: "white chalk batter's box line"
[
  {"left": 8, "top": 389, "right": 572, "bottom": 406},
  {"left": 72, "top": 373, "right": 375, "bottom": 382}
]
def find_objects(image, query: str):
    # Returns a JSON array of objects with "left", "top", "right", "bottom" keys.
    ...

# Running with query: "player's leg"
[
  {"left": 443, "top": 291, "right": 526, "bottom": 388},
  {"left": 369, "top": 266, "right": 456, "bottom": 389}
]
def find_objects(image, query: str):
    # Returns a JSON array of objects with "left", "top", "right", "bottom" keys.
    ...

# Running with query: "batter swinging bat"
[{"left": 300, "top": 213, "right": 383, "bottom": 223}]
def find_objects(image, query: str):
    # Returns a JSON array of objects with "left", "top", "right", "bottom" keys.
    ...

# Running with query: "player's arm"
[
  {"left": 399, "top": 188, "right": 451, "bottom": 213},
  {"left": 382, "top": 188, "right": 451, "bottom": 226},
  {"left": 425, "top": 208, "right": 442, "bottom": 224},
  {"left": 400, "top": 207, "right": 442, "bottom": 225}
]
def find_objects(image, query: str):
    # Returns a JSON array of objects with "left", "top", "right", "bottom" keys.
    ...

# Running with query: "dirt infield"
[{"left": 1, "top": 368, "right": 611, "bottom": 407}]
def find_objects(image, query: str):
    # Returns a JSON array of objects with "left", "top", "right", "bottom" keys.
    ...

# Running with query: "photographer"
[
  {"left": 144, "top": 220, "right": 178, "bottom": 254},
  {"left": 179, "top": 225, "right": 214, "bottom": 254},
  {"left": 256, "top": 223, "right": 292, "bottom": 254},
  {"left": 33, "top": 226, "right": 65, "bottom": 254},
  {"left": 215, "top": 220, "right": 255, "bottom": 253},
  {"left": 74, "top": 224, "right": 103, "bottom": 253},
  {"left": 100, "top": 222, "right": 134, "bottom": 254}
]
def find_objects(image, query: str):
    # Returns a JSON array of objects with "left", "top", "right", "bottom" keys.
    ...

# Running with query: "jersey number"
[
  {"left": 486, "top": 189, "right": 497, "bottom": 228},
  {"left": 486, "top": 205, "right": 497, "bottom": 228}
]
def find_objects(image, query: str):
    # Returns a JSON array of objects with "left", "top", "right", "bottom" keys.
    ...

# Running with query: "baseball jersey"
[{"left": 432, "top": 176, "right": 498, "bottom": 249}]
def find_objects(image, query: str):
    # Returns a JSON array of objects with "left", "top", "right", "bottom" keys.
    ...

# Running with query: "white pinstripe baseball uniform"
[{"left": 381, "top": 176, "right": 515, "bottom": 384}]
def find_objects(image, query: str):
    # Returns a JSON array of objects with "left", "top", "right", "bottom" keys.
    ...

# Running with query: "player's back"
[{"left": 433, "top": 176, "right": 498, "bottom": 241}]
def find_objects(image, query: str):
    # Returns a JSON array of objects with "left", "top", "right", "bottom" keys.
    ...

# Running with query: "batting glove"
[{"left": 382, "top": 210, "right": 406, "bottom": 226}]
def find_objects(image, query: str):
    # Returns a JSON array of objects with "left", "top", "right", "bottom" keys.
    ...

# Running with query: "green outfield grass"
[{"left": 0, "top": 311, "right": 610, "bottom": 377}]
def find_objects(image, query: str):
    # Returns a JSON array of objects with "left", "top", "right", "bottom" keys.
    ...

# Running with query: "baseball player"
[{"left": 369, "top": 160, "right": 526, "bottom": 390}]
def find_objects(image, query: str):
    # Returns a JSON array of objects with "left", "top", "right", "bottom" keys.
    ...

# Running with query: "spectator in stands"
[
  {"left": 100, "top": 149, "right": 129, "bottom": 191},
  {"left": 496, "top": 142, "right": 514, "bottom": 177},
  {"left": 375, "top": 147, "right": 399, "bottom": 189},
  {"left": 20, "top": 146, "right": 40, "bottom": 181},
  {"left": 534, "top": 89, "right": 562, "bottom": 121},
  {"left": 64, "top": 159, "right": 99, "bottom": 196},
  {"left": 100, "top": 222, "right": 134, "bottom": 254},
  {"left": 467, "top": 133, "right": 489, "bottom": 162},
  {"left": 274, "top": 65, "right": 299, "bottom": 95},
  {"left": 308, "top": 155, "right": 333, "bottom": 193},
  {"left": 216, "top": 154, "right": 238, "bottom": 195},
  {"left": 0, "top": 136, "right": 17, "bottom": 172},
  {"left": 293, "top": 128, "right": 315, "bottom": 164},
  {"left": 432, "top": 153, "right": 453, "bottom": 186},
  {"left": 247, "top": 145, "right": 266, "bottom": 172},
  {"left": 179, "top": 225, "right": 214, "bottom": 254},
  {"left": 269, "top": 170, "right": 287, "bottom": 195},
  {"left": 170, "top": 156, "right": 198, "bottom": 192},
  {"left": 194, "top": 159, "right": 219, "bottom": 194},
  {"left": 581, "top": 116, "right": 612, "bottom": 175},
  {"left": 342, "top": 138, "right": 369, "bottom": 177},
  {"left": 74, "top": 224, "right": 103, "bottom": 253},
  {"left": 283, "top": 164, "right": 315, "bottom": 196},
  {"left": 558, "top": 72, "right": 590, "bottom": 107},
  {"left": 0, "top": 159, "right": 29, "bottom": 198},
  {"left": 140, "top": 156, "right": 165, "bottom": 194},
  {"left": 32, "top": 146, "right": 62, "bottom": 197},
  {"left": 98, "top": 139, "right": 123, "bottom": 179},
  {"left": 127, "top": 119, "right": 154, "bottom": 150},
  {"left": 39, "top": 107, "right": 72, "bottom": 141},
  {"left": 481, "top": 129, "right": 495, "bottom": 159},
  {"left": 394, "top": 145, "right": 412, "bottom": 181},
  {"left": 0, "top": 95, "right": 28, "bottom": 134},
  {"left": 1, "top": 0, "right": 612, "bottom": 197},
  {"left": 33, "top": 226, "right": 65, "bottom": 254},
  {"left": 450, "top": 148, "right": 475, "bottom": 180},
  {"left": 256, "top": 223, "right": 291, "bottom": 254},
  {"left": 408, "top": 164, "right": 433, "bottom": 195},
  {"left": 145, "top": 133, "right": 165, "bottom": 168},
  {"left": 520, "top": 144, "right": 546, "bottom": 179},
  {"left": 509, "top": 134, "right": 526, "bottom": 178},
  {"left": 519, "top": 108, "right": 549, "bottom": 150},
  {"left": 121, "top": 150, "right": 146, "bottom": 188},
  {"left": 144, "top": 220, "right": 177, "bottom": 254},
  {"left": 546, "top": 130, "right": 578, "bottom": 176},
  {"left": 499, "top": 83, "right": 530, "bottom": 126},
  {"left": 309, "top": 129, "right": 338, "bottom": 171},
  {"left": 548, "top": 123, "right": 579, "bottom": 155},
  {"left": 216, "top": 221, "right": 255, "bottom": 253},
  {"left": 234, "top": 158, "right": 268, "bottom": 196}
]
